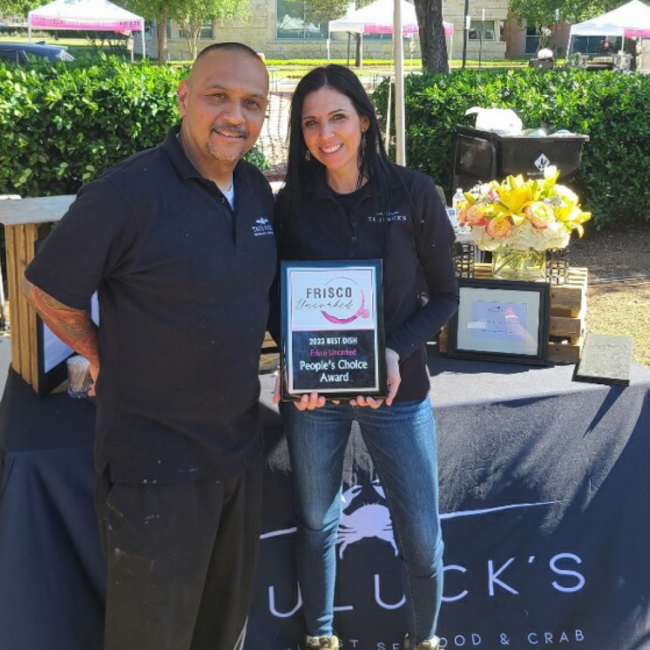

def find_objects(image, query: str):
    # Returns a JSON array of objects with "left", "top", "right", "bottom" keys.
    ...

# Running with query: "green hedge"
[
  {"left": 0, "top": 57, "right": 184, "bottom": 196},
  {"left": 373, "top": 69, "right": 650, "bottom": 227},
  {"left": 0, "top": 56, "right": 266, "bottom": 198},
  {"left": 3, "top": 61, "right": 649, "bottom": 228}
]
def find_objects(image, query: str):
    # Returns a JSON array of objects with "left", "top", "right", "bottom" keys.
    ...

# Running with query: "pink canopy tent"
[{"left": 28, "top": 0, "right": 145, "bottom": 57}]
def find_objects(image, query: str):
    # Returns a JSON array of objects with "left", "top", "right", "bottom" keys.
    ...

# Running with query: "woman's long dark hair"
[{"left": 278, "top": 65, "right": 398, "bottom": 243}]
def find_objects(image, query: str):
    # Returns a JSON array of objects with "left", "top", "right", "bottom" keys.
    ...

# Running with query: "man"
[{"left": 22, "top": 43, "right": 275, "bottom": 650}]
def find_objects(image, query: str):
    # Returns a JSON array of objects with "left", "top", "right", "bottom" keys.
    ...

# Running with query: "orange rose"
[
  {"left": 485, "top": 215, "right": 512, "bottom": 238},
  {"left": 466, "top": 204, "right": 486, "bottom": 227}
]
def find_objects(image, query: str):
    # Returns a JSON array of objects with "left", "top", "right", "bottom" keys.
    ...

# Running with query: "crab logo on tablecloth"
[{"left": 336, "top": 482, "right": 397, "bottom": 558}]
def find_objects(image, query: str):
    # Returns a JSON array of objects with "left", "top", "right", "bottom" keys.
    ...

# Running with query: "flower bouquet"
[{"left": 456, "top": 166, "right": 591, "bottom": 280}]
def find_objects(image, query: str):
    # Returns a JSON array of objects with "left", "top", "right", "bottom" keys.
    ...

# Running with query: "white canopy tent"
[
  {"left": 328, "top": 0, "right": 453, "bottom": 68},
  {"left": 28, "top": 0, "right": 145, "bottom": 58},
  {"left": 567, "top": 0, "right": 650, "bottom": 54}
]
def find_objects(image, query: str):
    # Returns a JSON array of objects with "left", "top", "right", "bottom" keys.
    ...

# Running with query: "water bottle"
[
  {"left": 451, "top": 188, "right": 465, "bottom": 232},
  {"left": 452, "top": 188, "right": 464, "bottom": 212}
]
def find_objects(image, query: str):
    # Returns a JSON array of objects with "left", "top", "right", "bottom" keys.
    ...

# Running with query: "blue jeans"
[{"left": 281, "top": 398, "right": 444, "bottom": 643}]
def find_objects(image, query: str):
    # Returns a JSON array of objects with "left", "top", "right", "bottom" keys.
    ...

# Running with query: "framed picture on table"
[{"left": 447, "top": 278, "right": 550, "bottom": 365}]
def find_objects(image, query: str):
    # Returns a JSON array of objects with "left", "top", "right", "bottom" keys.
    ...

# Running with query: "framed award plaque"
[{"left": 280, "top": 260, "right": 387, "bottom": 400}]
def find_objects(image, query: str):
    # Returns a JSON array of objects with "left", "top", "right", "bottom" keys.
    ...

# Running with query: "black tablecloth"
[
  {"left": 1, "top": 355, "right": 650, "bottom": 650},
  {"left": 0, "top": 371, "right": 104, "bottom": 650}
]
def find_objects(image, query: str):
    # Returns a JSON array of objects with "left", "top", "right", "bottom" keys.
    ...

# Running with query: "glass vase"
[{"left": 491, "top": 249, "right": 547, "bottom": 281}]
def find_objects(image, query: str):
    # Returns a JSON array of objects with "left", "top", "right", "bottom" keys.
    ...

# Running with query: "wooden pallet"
[
  {"left": 0, "top": 196, "right": 75, "bottom": 392},
  {"left": 439, "top": 264, "right": 588, "bottom": 365}
]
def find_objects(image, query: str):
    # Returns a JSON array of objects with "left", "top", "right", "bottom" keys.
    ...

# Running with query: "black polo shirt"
[
  {"left": 275, "top": 165, "right": 458, "bottom": 402},
  {"left": 26, "top": 127, "right": 277, "bottom": 483}
]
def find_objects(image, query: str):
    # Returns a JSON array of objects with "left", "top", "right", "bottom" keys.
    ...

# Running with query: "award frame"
[
  {"left": 447, "top": 278, "right": 550, "bottom": 365},
  {"left": 280, "top": 260, "right": 387, "bottom": 400}
]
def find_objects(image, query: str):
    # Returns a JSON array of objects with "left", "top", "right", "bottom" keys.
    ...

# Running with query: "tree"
[
  {"left": 508, "top": 0, "right": 623, "bottom": 28},
  {"left": 117, "top": 0, "right": 186, "bottom": 63},
  {"left": 300, "top": 0, "right": 349, "bottom": 23},
  {"left": 285, "top": 0, "right": 362, "bottom": 66},
  {"left": 179, "top": 0, "right": 251, "bottom": 60},
  {"left": 0, "top": 0, "right": 47, "bottom": 17},
  {"left": 413, "top": 0, "right": 448, "bottom": 73}
]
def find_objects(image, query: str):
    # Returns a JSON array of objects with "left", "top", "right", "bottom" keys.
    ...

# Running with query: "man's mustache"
[{"left": 213, "top": 125, "right": 248, "bottom": 138}]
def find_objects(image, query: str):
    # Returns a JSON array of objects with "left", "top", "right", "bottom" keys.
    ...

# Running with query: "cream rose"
[{"left": 525, "top": 201, "right": 554, "bottom": 229}]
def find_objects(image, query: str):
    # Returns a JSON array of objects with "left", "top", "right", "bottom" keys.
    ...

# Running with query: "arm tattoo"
[
  {"left": 35, "top": 290, "right": 93, "bottom": 342},
  {"left": 20, "top": 277, "right": 98, "bottom": 362}
]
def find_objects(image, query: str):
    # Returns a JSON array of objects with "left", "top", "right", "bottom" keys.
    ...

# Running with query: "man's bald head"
[
  {"left": 187, "top": 42, "right": 265, "bottom": 85},
  {"left": 196, "top": 42, "right": 261, "bottom": 64}
]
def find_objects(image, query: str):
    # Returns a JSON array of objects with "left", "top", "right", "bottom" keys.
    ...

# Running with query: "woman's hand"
[
  {"left": 383, "top": 348, "right": 402, "bottom": 405},
  {"left": 293, "top": 392, "right": 327, "bottom": 411},
  {"left": 272, "top": 373, "right": 327, "bottom": 410},
  {"left": 350, "top": 348, "right": 401, "bottom": 408}
]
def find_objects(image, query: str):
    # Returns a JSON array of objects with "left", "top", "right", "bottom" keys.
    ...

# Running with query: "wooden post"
[{"left": 0, "top": 196, "right": 75, "bottom": 392}]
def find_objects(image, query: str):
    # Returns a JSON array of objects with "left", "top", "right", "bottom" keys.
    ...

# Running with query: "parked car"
[{"left": 0, "top": 42, "right": 75, "bottom": 64}]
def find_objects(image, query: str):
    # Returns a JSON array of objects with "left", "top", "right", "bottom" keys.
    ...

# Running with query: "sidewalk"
[{"left": 0, "top": 336, "right": 11, "bottom": 395}]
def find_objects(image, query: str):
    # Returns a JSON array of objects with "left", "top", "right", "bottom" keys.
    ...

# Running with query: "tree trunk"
[
  {"left": 355, "top": 33, "right": 362, "bottom": 67},
  {"left": 413, "top": 0, "right": 448, "bottom": 73},
  {"left": 181, "top": 20, "right": 200, "bottom": 60},
  {"left": 190, "top": 23, "right": 200, "bottom": 60},
  {"left": 156, "top": 11, "right": 169, "bottom": 64}
]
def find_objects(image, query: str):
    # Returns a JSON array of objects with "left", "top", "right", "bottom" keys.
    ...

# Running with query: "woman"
[{"left": 274, "top": 65, "right": 459, "bottom": 650}]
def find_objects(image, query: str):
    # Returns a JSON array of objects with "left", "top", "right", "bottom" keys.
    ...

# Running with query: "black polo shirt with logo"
[
  {"left": 275, "top": 165, "right": 458, "bottom": 403},
  {"left": 26, "top": 127, "right": 277, "bottom": 483}
]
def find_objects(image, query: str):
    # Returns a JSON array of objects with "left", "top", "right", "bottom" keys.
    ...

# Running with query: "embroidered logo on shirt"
[
  {"left": 368, "top": 211, "right": 407, "bottom": 224},
  {"left": 252, "top": 217, "right": 274, "bottom": 237}
]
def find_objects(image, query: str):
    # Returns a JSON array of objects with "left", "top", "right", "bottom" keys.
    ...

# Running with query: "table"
[{"left": 1, "top": 355, "right": 649, "bottom": 650}]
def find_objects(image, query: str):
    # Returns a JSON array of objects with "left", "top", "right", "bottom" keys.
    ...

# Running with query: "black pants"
[{"left": 96, "top": 462, "right": 263, "bottom": 650}]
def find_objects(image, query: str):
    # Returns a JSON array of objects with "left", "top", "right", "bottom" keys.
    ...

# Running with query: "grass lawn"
[
  {"left": 264, "top": 57, "right": 542, "bottom": 70},
  {"left": 571, "top": 226, "right": 650, "bottom": 368},
  {"left": 0, "top": 33, "right": 137, "bottom": 60},
  {"left": 588, "top": 284, "right": 650, "bottom": 368},
  {"left": 1, "top": 33, "right": 542, "bottom": 71}
]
